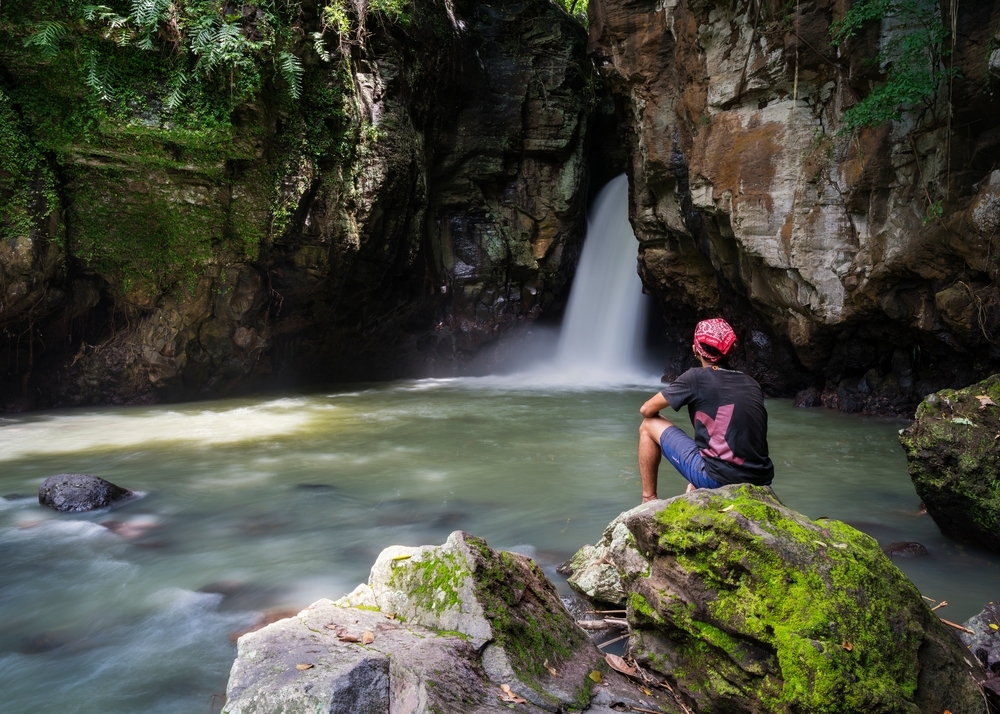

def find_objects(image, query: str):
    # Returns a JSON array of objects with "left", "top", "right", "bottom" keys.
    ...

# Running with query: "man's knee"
[{"left": 640, "top": 416, "right": 673, "bottom": 443}]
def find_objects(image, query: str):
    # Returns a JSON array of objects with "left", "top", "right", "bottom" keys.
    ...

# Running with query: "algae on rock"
[
  {"left": 567, "top": 485, "right": 985, "bottom": 713},
  {"left": 900, "top": 375, "right": 1000, "bottom": 552}
]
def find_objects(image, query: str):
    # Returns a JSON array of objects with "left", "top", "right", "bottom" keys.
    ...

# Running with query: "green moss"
[
  {"left": 388, "top": 550, "right": 469, "bottom": 614},
  {"left": 648, "top": 486, "right": 925, "bottom": 711},
  {"left": 0, "top": 89, "right": 58, "bottom": 241}
]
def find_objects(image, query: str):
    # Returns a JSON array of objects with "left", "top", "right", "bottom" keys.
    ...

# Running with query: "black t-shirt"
[{"left": 660, "top": 367, "right": 774, "bottom": 485}]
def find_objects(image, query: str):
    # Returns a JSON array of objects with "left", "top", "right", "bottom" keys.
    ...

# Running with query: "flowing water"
[
  {"left": 555, "top": 174, "right": 650, "bottom": 380},
  {"left": 1, "top": 383, "right": 999, "bottom": 714}
]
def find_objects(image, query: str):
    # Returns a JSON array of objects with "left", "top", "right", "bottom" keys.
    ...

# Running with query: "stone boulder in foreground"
[
  {"left": 962, "top": 601, "right": 1000, "bottom": 706},
  {"left": 564, "top": 485, "right": 984, "bottom": 713},
  {"left": 900, "top": 375, "right": 1000, "bottom": 551},
  {"left": 224, "top": 531, "right": 676, "bottom": 714},
  {"left": 37, "top": 474, "right": 134, "bottom": 512}
]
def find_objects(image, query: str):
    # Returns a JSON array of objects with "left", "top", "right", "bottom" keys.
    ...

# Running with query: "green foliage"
[
  {"left": 0, "top": 90, "right": 58, "bottom": 240},
  {"left": 922, "top": 199, "right": 943, "bottom": 225},
  {"left": 831, "top": 0, "right": 953, "bottom": 131},
  {"left": 552, "top": 0, "right": 587, "bottom": 28}
]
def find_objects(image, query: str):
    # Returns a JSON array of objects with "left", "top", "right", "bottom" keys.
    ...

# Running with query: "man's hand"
[{"left": 640, "top": 392, "right": 669, "bottom": 419}]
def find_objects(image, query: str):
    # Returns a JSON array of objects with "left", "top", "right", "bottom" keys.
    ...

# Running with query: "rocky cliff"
[
  {"left": 0, "top": 0, "right": 599, "bottom": 409},
  {"left": 590, "top": 0, "right": 1000, "bottom": 413}
]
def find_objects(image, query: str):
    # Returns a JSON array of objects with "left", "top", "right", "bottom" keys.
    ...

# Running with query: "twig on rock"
[
  {"left": 939, "top": 618, "right": 975, "bottom": 634},
  {"left": 597, "top": 633, "right": 629, "bottom": 649},
  {"left": 930, "top": 600, "right": 949, "bottom": 611},
  {"left": 586, "top": 609, "right": 627, "bottom": 614}
]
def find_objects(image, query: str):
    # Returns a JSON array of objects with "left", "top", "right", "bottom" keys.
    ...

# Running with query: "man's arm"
[{"left": 640, "top": 392, "right": 669, "bottom": 419}]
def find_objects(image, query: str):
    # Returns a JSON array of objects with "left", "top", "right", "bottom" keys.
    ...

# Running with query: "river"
[{"left": 1, "top": 379, "right": 998, "bottom": 713}]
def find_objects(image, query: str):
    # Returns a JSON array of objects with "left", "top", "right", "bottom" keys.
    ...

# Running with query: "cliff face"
[
  {"left": 0, "top": 0, "right": 595, "bottom": 409},
  {"left": 591, "top": 0, "right": 1000, "bottom": 412}
]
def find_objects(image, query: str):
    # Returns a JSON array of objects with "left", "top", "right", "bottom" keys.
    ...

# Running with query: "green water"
[{"left": 0, "top": 377, "right": 997, "bottom": 713}]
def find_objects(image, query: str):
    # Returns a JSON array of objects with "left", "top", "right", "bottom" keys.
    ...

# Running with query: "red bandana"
[{"left": 693, "top": 318, "right": 737, "bottom": 362}]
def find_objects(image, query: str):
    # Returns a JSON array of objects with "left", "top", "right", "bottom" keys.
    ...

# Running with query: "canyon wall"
[
  {"left": 0, "top": 0, "right": 597, "bottom": 409},
  {"left": 592, "top": 0, "right": 1000, "bottom": 412}
]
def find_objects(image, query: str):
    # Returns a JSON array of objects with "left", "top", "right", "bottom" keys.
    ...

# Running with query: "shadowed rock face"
[
  {"left": 566, "top": 485, "right": 985, "bottom": 713},
  {"left": 38, "top": 474, "right": 133, "bottom": 513},
  {"left": 589, "top": 0, "right": 1000, "bottom": 413},
  {"left": 0, "top": 0, "right": 599, "bottom": 410},
  {"left": 900, "top": 375, "right": 1000, "bottom": 552},
  {"left": 962, "top": 602, "right": 1000, "bottom": 707}
]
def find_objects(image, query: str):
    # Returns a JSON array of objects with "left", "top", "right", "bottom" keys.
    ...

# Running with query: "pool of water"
[{"left": 1, "top": 377, "right": 997, "bottom": 713}]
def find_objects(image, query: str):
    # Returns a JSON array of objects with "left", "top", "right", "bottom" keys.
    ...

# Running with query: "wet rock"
[
  {"left": 38, "top": 474, "right": 134, "bottom": 513},
  {"left": 961, "top": 602, "right": 1000, "bottom": 707},
  {"left": 793, "top": 387, "right": 820, "bottom": 408},
  {"left": 899, "top": 375, "right": 1000, "bottom": 551},
  {"left": 567, "top": 485, "right": 985, "bottom": 713},
  {"left": 882, "top": 541, "right": 930, "bottom": 559},
  {"left": 225, "top": 532, "right": 672, "bottom": 714}
]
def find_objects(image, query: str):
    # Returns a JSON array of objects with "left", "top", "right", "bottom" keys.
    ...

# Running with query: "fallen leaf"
[
  {"left": 337, "top": 628, "right": 361, "bottom": 643},
  {"left": 543, "top": 658, "right": 559, "bottom": 677},
  {"left": 362, "top": 630, "right": 375, "bottom": 644},
  {"left": 589, "top": 670, "right": 603, "bottom": 683},
  {"left": 385, "top": 613, "right": 397, "bottom": 620},
  {"left": 295, "top": 663, "right": 314, "bottom": 670},
  {"left": 605, "top": 653, "right": 637, "bottom": 677},
  {"left": 952, "top": 417, "right": 976, "bottom": 427},
  {"left": 990, "top": 624, "right": 999, "bottom": 631},
  {"left": 977, "top": 395, "right": 997, "bottom": 409},
  {"left": 642, "top": 688, "right": 652, "bottom": 696},
  {"left": 812, "top": 540, "right": 828, "bottom": 548},
  {"left": 325, "top": 624, "right": 338, "bottom": 630},
  {"left": 842, "top": 641, "right": 853, "bottom": 651},
  {"left": 391, "top": 554, "right": 412, "bottom": 561},
  {"left": 498, "top": 684, "right": 527, "bottom": 704},
  {"left": 721, "top": 504, "right": 734, "bottom": 512},
  {"left": 832, "top": 543, "right": 848, "bottom": 549}
]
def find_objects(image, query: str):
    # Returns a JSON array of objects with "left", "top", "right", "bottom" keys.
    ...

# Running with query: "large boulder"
[
  {"left": 37, "top": 474, "right": 134, "bottom": 513},
  {"left": 899, "top": 375, "right": 1000, "bottom": 551},
  {"left": 566, "top": 485, "right": 985, "bottom": 713},
  {"left": 224, "top": 531, "right": 677, "bottom": 714}
]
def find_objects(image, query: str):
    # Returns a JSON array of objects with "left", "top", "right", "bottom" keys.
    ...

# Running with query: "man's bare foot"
[{"left": 685, "top": 482, "right": 696, "bottom": 493}]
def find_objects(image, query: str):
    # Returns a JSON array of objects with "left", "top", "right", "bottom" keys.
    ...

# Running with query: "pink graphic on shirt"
[{"left": 694, "top": 404, "right": 745, "bottom": 465}]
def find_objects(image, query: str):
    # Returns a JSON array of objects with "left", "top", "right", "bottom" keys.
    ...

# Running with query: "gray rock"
[
  {"left": 226, "top": 535, "right": 681, "bottom": 714},
  {"left": 962, "top": 602, "right": 1000, "bottom": 688},
  {"left": 38, "top": 474, "right": 134, "bottom": 513}
]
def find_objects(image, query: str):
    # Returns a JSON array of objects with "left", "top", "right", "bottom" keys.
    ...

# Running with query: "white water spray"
[{"left": 554, "top": 174, "right": 650, "bottom": 381}]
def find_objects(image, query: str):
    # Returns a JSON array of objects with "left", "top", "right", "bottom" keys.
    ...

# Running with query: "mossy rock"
[
  {"left": 570, "top": 485, "right": 983, "bottom": 713},
  {"left": 899, "top": 375, "right": 1000, "bottom": 551},
  {"left": 335, "top": 531, "right": 601, "bottom": 711}
]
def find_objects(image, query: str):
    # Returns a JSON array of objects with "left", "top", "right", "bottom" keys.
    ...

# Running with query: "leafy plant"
[{"left": 831, "top": 0, "right": 954, "bottom": 131}]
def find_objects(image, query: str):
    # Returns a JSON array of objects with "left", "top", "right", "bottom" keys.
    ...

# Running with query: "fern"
[
  {"left": 83, "top": 50, "right": 114, "bottom": 102},
  {"left": 23, "top": 21, "right": 67, "bottom": 58},
  {"left": 165, "top": 70, "right": 188, "bottom": 110},
  {"left": 278, "top": 51, "right": 304, "bottom": 99}
]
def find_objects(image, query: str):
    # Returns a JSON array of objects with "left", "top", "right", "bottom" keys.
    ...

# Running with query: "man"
[{"left": 638, "top": 318, "right": 774, "bottom": 502}]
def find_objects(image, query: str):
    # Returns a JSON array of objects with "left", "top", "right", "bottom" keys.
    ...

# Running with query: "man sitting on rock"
[{"left": 638, "top": 318, "right": 774, "bottom": 502}]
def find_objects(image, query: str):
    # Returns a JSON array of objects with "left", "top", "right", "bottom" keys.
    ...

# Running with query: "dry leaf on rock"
[
  {"left": 362, "top": 630, "right": 375, "bottom": 644},
  {"left": 295, "top": 663, "right": 314, "bottom": 670},
  {"left": 589, "top": 670, "right": 603, "bottom": 683},
  {"left": 499, "top": 684, "right": 527, "bottom": 704},
  {"left": 842, "top": 641, "right": 853, "bottom": 651},
  {"left": 336, "top": 629, "right": 361, "bottom": 643},
  {"left": 977, "top": 395, "right": 997, "bottom": 409},
  {"left": 543, "top": 658, "right": 559, "bottom": 676},
  {"left": 605, "top": 653, "right": 637, "bottom": 677},
  {"left": 324, "top": 624, "right": 338, "bottom": 630}
]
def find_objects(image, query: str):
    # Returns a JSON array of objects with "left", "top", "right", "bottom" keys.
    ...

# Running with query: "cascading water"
[{"left": 555, "top": 174, "right": 650, "bottom": 380}]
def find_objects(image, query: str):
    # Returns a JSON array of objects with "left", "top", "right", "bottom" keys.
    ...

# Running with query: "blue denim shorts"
[{"left": 660, "top": 426, "right": 723, "bottom": 489}]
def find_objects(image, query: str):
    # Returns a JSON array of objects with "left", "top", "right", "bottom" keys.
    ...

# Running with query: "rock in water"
[
  {"left": 38, "top": 474, "right": 133, "bottom": 512},
  {"left": 566, "top": 485, "right": 984, "bottom": 713},
  {"left": 899, "top": 376, "right": 1000, "bottom": 551},
  {"left": 224, "top": 531, "right": 668, "bottom": 714}
]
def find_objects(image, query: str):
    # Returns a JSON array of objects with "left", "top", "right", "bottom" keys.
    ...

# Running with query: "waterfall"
[{"left": 554, "top": 174, "right": 650, "bottom": 381}]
